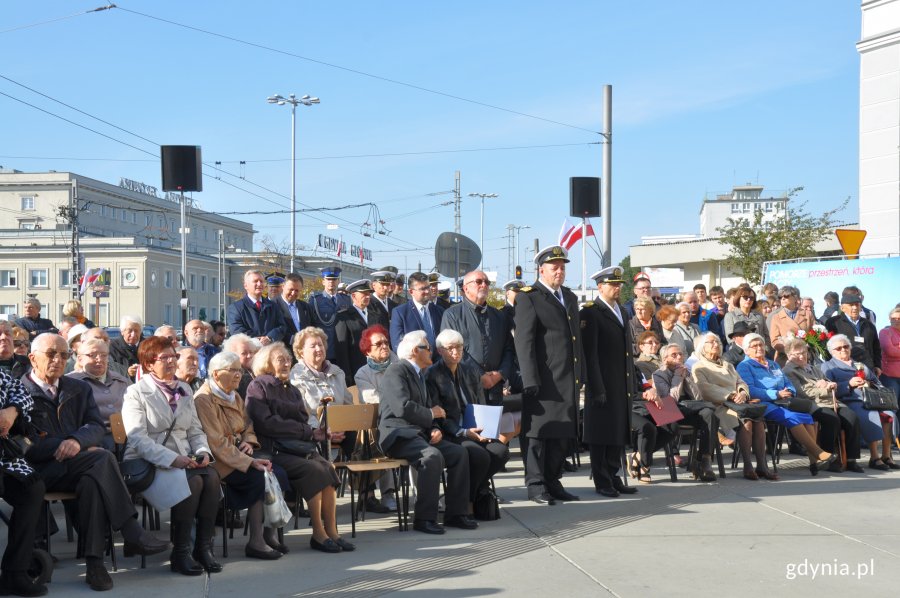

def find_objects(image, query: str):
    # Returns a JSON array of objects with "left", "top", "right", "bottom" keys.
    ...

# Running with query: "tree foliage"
[
  {"left": 617, "top": 255, "right": 642, "bottom": 303},
  {"left": 716, "top": 188, "right": 848, "bottom": 285}
]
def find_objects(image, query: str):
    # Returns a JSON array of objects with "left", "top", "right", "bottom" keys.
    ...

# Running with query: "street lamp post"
[
  {"left": 267, "top": 93, "right": 319, "bottom": 273},
  {"left": 467, "top": 192, "right": 498, "bottom": 268}
]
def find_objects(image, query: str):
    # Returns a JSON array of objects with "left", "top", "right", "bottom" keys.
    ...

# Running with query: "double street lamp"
[
  {"left": 467, "top": 192, "right": 498, "bottom": 268},
  {"left": 267, "top": 93, "right": 319, "bottom": 273}
]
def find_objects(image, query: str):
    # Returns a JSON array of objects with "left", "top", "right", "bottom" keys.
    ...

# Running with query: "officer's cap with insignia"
[
  {"left": 591, "top": 266, "right": 626, "bottom": 285},
  {"left": 534, "top": 245, "right": 570, "bottom": 266},
  {"left": 346, "top": 279, "right": 374, "bottom": 294},
  {"left": 395, "top": 273, "right": 406, "bottom": 285},
  {"left": 503, "top": 279, "right": 526, "bottom": 292},
  {"left": 427, "top": 272, "right": 441, "bottom": 284},
  {"left": 370, "top": 270, "right": 396, "bottom": 283},
  {"left": 379, "top": 265, "right": 399, "bottom": 274},
  {"left": 456, "top": 277, "right": 465, "bottom": 289},
  {"left": 266, "top": 271, "right": 285, "bottom": 286},
  {"left": 320, "top": 266, "right": 342, "bottom": 279},
  {"left": 337, "top": 282, "right": 348, "bottom": 292}
]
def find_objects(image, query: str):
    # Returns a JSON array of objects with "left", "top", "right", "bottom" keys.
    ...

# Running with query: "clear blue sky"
[{"left": 1, "top": 1, "right": 861, "bottom": 285}]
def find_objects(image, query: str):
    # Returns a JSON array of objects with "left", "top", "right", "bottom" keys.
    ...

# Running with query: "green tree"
[
  {"left": 716, "top": 188, "right": 848, "bottom": 285},
  {"left": 617, "top": 255, "right": 641, "bottom": 303}
]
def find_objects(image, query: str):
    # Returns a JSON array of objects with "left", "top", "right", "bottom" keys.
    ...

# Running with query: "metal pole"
[
  {"left": 71, "top": 179, "right": 80, "bottom": 300},
  {"left": 180, "top": 190, "right": 188, "bottom": 330},
  {"left": 480, "top": 197, "right": 485, "bottom": 267},
  {"left": 290, "top": 102, "right": 297, "bottom": 273},
  {"left": 454, "top": 171, "right": 461, "bottom": 234},
  {"left": 581, "top": 218, "right": 587, "bottom": 300},
  {"left": 218, "top": 229, "right": 224, "bottom": 322},
  {"left": 601, "top": 84, "right": 612, "bottom": 268}
]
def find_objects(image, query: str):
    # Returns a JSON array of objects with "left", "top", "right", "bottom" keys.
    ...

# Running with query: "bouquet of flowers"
[{"left": 785, "top": 324, "right": 833, "bottom": 360}]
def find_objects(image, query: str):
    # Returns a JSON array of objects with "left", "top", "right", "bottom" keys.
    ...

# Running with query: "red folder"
[{"left": 646, "top": 395, "right": 685, "bottom": 426}]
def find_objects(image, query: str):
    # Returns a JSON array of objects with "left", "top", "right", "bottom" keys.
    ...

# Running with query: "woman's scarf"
[
  {"left": 209, "top": 376, "right": 236, "bottom": 403},
  {"left": 367, "top": 354, "right": 393, "bottom": 373}
]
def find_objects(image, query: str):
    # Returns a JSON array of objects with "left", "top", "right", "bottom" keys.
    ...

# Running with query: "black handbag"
[
  {"left": 120, "top": 415, "right": 179, "bottom": 493},
  {"left": 861, "top": 384, "right": 899, "bottom": 411},
  {"left": 724, "top": 401, "right": 767, "bottom": 419},
  {"left": 273, "top": 438, "right": 320, "bottom": 458}
]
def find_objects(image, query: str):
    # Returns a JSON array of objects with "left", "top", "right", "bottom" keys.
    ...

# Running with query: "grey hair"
[
  {"left": 827, "top": 333, "right": 851, "bottom": 354},
  {"left": 397, "top": 330, "right": 427, "bottom": 360},
  {"left": 251, "top": 342, "right": 290, "bottom": 377},
  {"left": 742, "top": 332, "right": 765, "bottom": 349},
  {"left": 435, "top": 328, "right": 464, "bottom": 350},
  {"left": 119, "top": 315, "right": 143, "bottom": 330},
  {"left": 24, "top": 297, "right": 41, "bottom": 308},
  {"left": 660, "top": 343, "right": 683, "bottom": 358},
  {"left": 208, "top": 351, "right": 240, "bottom": 372},
  {"left": 78, "top": 338, "right": 109, "bottom": 354},
  {"left": 675, "top": 302, "right": 691, "bottom": 312},
  {"left": 784, "top": 337, "right": 808, "bottom": 354},
  {"left": 243, "top": 269, "right": 263, "bottom": 282},
  {"left": 224, "top": 333, "right": 260, "bottom": 353}
]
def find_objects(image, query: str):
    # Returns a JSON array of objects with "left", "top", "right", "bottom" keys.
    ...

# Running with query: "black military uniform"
[
  {"left": 501, "top": 279, "right": 525, "bottom": 333},
  {"left": 429, "top": 273, "right": 452, "bottom": 310},
  {"left": 580, "top": 266, "right": 636, "bottom": 497},
  {"left": 334, "top": 280, "right": 379, "bottom": 386},
  {"left": 513, "top": 246, "right": 584, "bottom": 504},
  {"left": 367, "top": 270, "right": 397, "bottom": 330}
]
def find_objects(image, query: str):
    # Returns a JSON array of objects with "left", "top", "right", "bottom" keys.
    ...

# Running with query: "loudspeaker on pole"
[
  {"left": 569, "top": 176, "right": 600, "bottom": 218},
  {"left": 161, "top": 145, "right": 203, "bottom": 192}
]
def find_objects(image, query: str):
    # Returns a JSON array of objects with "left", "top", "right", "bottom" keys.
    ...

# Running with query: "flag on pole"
[
  {"left": 78, "top": 268, "right": 103, "bottom": 297},
  {"left": 559, "top": 217, "right": 595, "bottom": 250}
]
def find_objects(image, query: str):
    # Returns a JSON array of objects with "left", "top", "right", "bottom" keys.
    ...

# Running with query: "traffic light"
[{"left": 515, "top": 265, "right": 522, "bottom": 280}]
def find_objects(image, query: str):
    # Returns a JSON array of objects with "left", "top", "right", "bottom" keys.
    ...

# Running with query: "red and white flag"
[
  {"left": 78, "top": 268, "right": 102, "bottom": 297},
  {"left": 558, "top": 217, "right": 595, "bottom": 250}
]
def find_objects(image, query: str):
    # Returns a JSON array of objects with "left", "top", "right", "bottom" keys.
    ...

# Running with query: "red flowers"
[{"left": 855, "top": 369, "right": 865, "bottom": 379}]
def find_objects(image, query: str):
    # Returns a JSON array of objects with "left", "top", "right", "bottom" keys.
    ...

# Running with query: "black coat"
[
  {"left": 20, "top": 374, "right": 105, "bottom": 462},
  {"left": 513, "top": 283, "right": 583, "bottom": 439},
  {"left": 108, "top": 336, "right": 139, "bottom": 370},
  {"left": 277, "top": 296, "right": 313, "bottom": 349},
  {"left": 425, "top": 358, "right": 486, "bottom": 438},
  {"left": 825, "top": 313, "right": 881, "bottom": 372},
  {"left": 334, "top": 307, "right": 379, "bottom": 386},
  {"left": 245, "top": 374, "right": 316, "bottom": 453},
  {"left": 367, "top": 295, "right": 395, "bottom": 330},
  {"left": 580, "top": 300, "right": 634, "bottom": 446},
  {"left": 377, "top": 360, "right": 438, "bottom": 453}
]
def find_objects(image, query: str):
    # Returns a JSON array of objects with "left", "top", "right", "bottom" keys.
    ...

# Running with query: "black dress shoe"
[
  {"left": 870, "top": 458, "right": 890, "bottom": 471},
  {"left": 245, "top": 546, "right": 282, "bottom": 560},
  {"left": 193, "top": 544, "right": 223, "bottom": 573},
  {"left": 562, "top": 461, "right": 578, "bottom": 473},
  {"left": 0, "top": 571, "right": 48, "bottom": 597},
  {"left": 309, "top": 537, "right": 342, "bottom": 553},
  {"left": 364, "top": 497, "right": 392, "bottom": 514},
  {"left": 846, "top": 460, "right": 865, "bottom": 473},
  {"left": 412, "top": 519, "right": 446, "bottom": 535},
  {"left": 170, "top": 550, "right": 204, "bottom": 576},
  {"left": 123, "top": 531, "right": 171, "bottom": 557},
  {"left": 549, "top": 489, "right": 580, "bottom": 501},
  {"left": 266, "top": 540, "right": 290, "bottom": 554},
  {"left": 443, "top": 515, "right": 478, "bottom": 530},
  {"left": 613, "top": 484, "right": 638, "bottom": 495},
  {"left": 596, "top": 487, "right": 620, "bottom": 498},
  {"left": 529, "top": 493, "right": 556, "bottom": 505},
  {"left": 333, "top": 537, "right": 356, "bottom": 552},
  {"left": 85, "top": 560, "right": 114, "bottom": 591}
]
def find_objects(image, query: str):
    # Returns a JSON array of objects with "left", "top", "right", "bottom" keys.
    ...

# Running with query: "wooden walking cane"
[{"left": 832, "top": 389, "right": 847, "bottom": 471}]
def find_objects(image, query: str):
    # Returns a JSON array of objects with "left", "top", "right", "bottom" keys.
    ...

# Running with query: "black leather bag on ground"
[
  {"left": 273, "top": 438, "right": 320, "bottom": 458},
  {"left": 120, "top": 458, "right": 155, "bottom": 493},
  {"left": 473, "top": 488, "right": 500, "bottom": 521},
  {"left": 862, "top": 385, "right": 899, "bottom": 411},
  {"left": 724, "top": 401, "right": 767, "bottom": 420}
]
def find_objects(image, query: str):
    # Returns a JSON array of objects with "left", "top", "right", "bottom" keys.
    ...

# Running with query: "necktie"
[
  {"left": 255, "top": 299, "right": 262, "bottom": 311},
  {"left": 289, "top": 302, "right": 300, "bottom": 329},
  {"left": 47, "top": 386, "right": 57, "bottom": 400},
  {"left": 421, "top": 306, "right": 434, "bottom": 338},
  {"left": 555, "top": 289, "right": 564, "bottom": 305}
]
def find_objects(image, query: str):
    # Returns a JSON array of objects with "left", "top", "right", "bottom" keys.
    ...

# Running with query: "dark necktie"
[{"left": 255, "top": 299, "right": 262, "bottom": 311}]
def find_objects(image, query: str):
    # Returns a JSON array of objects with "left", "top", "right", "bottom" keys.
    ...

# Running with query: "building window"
[
  {"left": 0, "top": 305, "right": 17, "bottom": 316},
  {"left": 730, "top": 203, "right": 740, "bottom": 214},
  {"left": 20, "top": 197, "right": 35, "bottom": 211},
  {"left": 210, "top": 308, "right": 218, "bottom": 321},
  {"left": 164, "top": 304, "right": 173, "bottom": 324},
  {"left": 19, "top": 221, "right": 38, "bottom": 230},
  {"left": 120, "top": 208, "right": 128, "bottom": 222},
  {"left": 742, "top": 202, "right": 751, "bottom": 213},
  {"left": 110, "top": 207, "right": 116, "bottom": 220},
  {"left": 145, "top": 215, "right": 151, "bottom": 226},
  {"left": 0, "top": 270, "right": 17, "bottom": 288},
  {"left": 132, "top": 212, "right": 137, "bottom": 224},
  {"left": 59, "top": 269, "right": 72, "bottom": 289},
  {"left": 164, "top": 270, "right": 172, "bottom": 288},
  {"left": 200, "top": 275, "right": 207, "bottom": 293},
  {"left": 212, "top": 277, "right": 218, "bottom": 294},
  {"left": 189, "top": 306, "right": 197, "bottom": 320},
  {"left": 189, "top": 274, "right": 196, "bottom": 291},
  {"left": 29, "top": 269, "right": 49, "bottom": 288}
]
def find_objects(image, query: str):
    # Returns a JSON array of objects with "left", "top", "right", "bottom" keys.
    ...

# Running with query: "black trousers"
[
  {"left": 678, "top": 401, "right": 718, "bottom": 455},
  {"left": 37, "top": 450, "right": 137, "bottom": 558},
  {"left": 0, "top": 475, "right": 45, "bottom": 572},
  {"left": 588, "top": 444, "right": 623, "bottom": 491},
  {"left": 524, "top": 437, "right": 568, "bottom": 496},
  {"left": 631, "top": 412, "right": 674, "bottom": 467},
  {"left": 815, "top": 406, "right": 862, "bottom": 459},
  {"left": 387, "top": 436, "right": 469, "bottom": 521},
  {"left": 450, "top": 439, "right": 509, "bottom": 500}
]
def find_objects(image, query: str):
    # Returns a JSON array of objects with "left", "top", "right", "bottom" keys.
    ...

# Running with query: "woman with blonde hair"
[{"left": 63, "top": 299, "right": 95, "bottom": 328}]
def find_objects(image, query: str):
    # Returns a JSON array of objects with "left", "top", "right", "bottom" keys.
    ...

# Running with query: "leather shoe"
[
  {"left": 443, "top": 515, "right": 478, "bottom": 530},
  {"left": 613, "top": 483, "right": 638, "bottom": 495},
  {"left": 549, "top": 489, "right": 580, "bottom": 501},
  {"left": 193, "top": 544, "right": 223, "bottom": 573},
  {"left": 0, "top": 571, "right": 48, "bottom": 597},
  {"left": 245, "top": 546, "right": 282, "bottom": 560},
  {"left": 846, "top": 460, "right": 865, "bottom": 473},
  {"left": 123, "top": 530, "right": 170, "bottom": 557},
  {"left": 334, "top": 537, "right": 356, "bottom": 552},
  {"left": 309, "top": 537, "right": 342, "bottom": 553},
  {"left": 412, "top": 519, "right": 445, "bottom": 535},
  {"left": 364, "top": 497, "right": 391, "bottom": 514},
  {"left": 85, "top": 560, "right": 113, "bottom": 591},
  {"left": 596, "top": 487, "right": 620, "bottom": 498},
  {"left": 529, "top": 493, "right": 556, "bottom": 506}
]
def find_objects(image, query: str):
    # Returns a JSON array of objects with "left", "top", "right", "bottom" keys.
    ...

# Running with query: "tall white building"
[{"left": 858, "top": 0, "right": 900, "bottom": 255}]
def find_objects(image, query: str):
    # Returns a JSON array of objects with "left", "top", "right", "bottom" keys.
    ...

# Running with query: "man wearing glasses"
[
  {"left": 20, "top": 333, "right": 169, "bottom": 591},
  {"left": 378, "top": 330, "right": 475, "bottom": 534},
  {"left": 623, "top": 273, "right": 653, "bottom": 320},
  {"left": 441, "top": 270, "right": 517, "bottom": 407},
  {"left": 389, "top": 272, "right": 444, "bottom": 359}
]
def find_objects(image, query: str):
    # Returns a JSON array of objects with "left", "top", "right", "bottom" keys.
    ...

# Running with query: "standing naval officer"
[
  {"left": 580, "top": 266, "right": 637, "bottom": 497},
  {"left": 514, "top": 245, "right": 584, "bottom": 505},
  {"left": 309, "top": 266, "right": 351, "bottom": 361},
  {"left": 368, "top": 270, "right": 397, "bottom": 330}
]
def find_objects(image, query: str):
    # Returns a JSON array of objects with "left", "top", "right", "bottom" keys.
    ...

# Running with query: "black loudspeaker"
[
  {"left": 161, "top": 145, "right": 203, "bottom": 192},
  {"left": 569, "top": 176, "right": 600, "bottom": 218}
]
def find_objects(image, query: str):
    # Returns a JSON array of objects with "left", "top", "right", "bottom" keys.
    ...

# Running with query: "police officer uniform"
[
  {"left": 309, "top": 266, "right": 351, "bottom": 361},
  {"left": 501, "top": 279, "right": 525, "bottom": 332},
  {"left": 513, "top": 246, "right": 584, "bottom": 504},
  {"left": 367, "top": 270, "right": 397, "bottom": 330}
]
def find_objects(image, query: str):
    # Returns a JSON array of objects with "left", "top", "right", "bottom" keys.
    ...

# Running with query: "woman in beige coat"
[
  {"left": 194, "top": 351, "right": 285, "bottom": 560},
  {"left": 691, "top": 333, "right": 777, "bottom": 480}
]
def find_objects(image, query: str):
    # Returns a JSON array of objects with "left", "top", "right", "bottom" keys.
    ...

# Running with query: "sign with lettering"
[
  {"left": 119, "top": 178, "right": 201, "bottom": 209},
  {"left": 317, "top": 234, "right": 372, "bottom": 262}
]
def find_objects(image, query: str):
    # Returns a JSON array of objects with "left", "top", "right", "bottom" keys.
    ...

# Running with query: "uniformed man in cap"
[
  {"left": 309, "top": 266, "right": 351, "bottom": 361},
  {"left": 334, "top": 280, "right": 379, "bottom": 385},
  {"left": 501, "top": 279, "right": 525, "bottom": 332},
  {"left": 514, "top": 245, "right": 584, "bottom": 505},
  {"left": 391, "top": 273, "right": 408, "bottom": 305},
  {"left": 428, "top": 273, "right": 452, "bottom": 310},
  {"left": 266, "top": 272, "right": 285, "bottom": 301},
  {"left": 580, "top": 266, "right": 637, "bottom": 497},
  {"left": 368, "top": 270, "right": 397, "bottom": 329}
]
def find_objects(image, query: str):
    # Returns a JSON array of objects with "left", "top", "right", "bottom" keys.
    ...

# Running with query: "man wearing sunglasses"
[{"left": 0, "top": 321, "right": 30, "bottom": 379}]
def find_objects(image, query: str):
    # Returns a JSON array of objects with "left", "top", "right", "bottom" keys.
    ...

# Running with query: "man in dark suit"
[
  {"left": 22, "top": 334, "right": 169, "bottom": 591},
  {"left": 391, "top": 273, "right": 408, "bottom": 305},
  {"left": 226, "top": 269, "right": 286, "bottom": 346},
  {"left": 14, "top": 297, "right": 57, "bottom": 340},
  {"left": 501, "top": 279, "right": 525, "bottom": 333},
  {"left": 278, "top": 273, "right": 313, "bottom": 349},
  {"left": 390, "top": 272, "right": 443, "bottom": 359},
  {"left": 429, "top": 273, "right": 452, "bottom": 310},
  {"left": 580, "top": 266, "right": 638, "bottom": 497},
  {"left": 377, "top": 330, "right": 476, "bottom": 534},
  {"left": 514, "top": 246, "right": 584, "bottom": 505},
  {"left": 367, "top": 271, "right": 397, "bottom": 330},
  {"left": 334, "top": 280, "right": 379, "bottom": 385},
  {"left": 309, "top": 266, "right": 351, "bottom": 361},
  {"left": 825, "top": 293, "right": 881, "bottom": 374}
]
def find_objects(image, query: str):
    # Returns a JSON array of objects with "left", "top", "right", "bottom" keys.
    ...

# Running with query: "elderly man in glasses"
[{"left": 20, "top": 333, "right": 169, "bottom": 591}]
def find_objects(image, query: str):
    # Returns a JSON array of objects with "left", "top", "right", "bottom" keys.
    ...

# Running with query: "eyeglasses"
[
  {"left": 443, "top": 345, "right": 464, "bottom": 352},
  {"left": 466, "top": 278, "right": 490, "bottom": 286},
  {"left": 371, "top": 340, "right": 390, "bottom": 348},
  {"left": 416, "top": 344, "right": 431, "bottom": 352},
  {"left": 832, "top": 345, "right": 851, "bottom": 351},
  {"left": 640, "top": 340, "right": 660, "bottom": 346},
  {"left": 155, "top": 354, "right": 177, "bottom": 362},
  {"left": 13, "top": 341, "right": 29, "bottom": 348},
  {"left": 79, "top": 352, "right": 109, "bottom": 360},
  {"left": 740, "top": 296, "right": 754, "bottom": 301},
  {"left": 39, "top": 350, "right": 72, "bottom": 361},
  {"left": 217, "top": 367, "right": 243, "bottom": 374},
  {"left": 410, "top": 286, "right": 430, "bottom": 293},
  {"left": 272, "top": 356, "right": 292, "bottom": 364}
]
